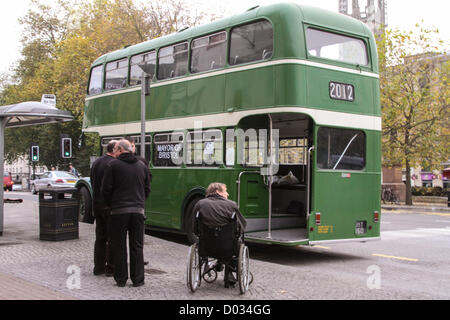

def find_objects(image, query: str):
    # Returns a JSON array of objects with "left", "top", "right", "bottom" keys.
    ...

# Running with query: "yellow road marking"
[
  {"left": 382, "top": 210, "right": 450, "bottom": 217},
  {"left": 313, "top": 245, "right": 331, "bottom": 250},
  {"left": 424, "top": 212, "right": 450, "bottom": 217},
  {"left": 372, "top": 253, "right": 418, "bottom": 262}
]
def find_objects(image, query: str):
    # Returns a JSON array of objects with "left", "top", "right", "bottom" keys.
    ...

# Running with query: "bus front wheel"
[{"left": 78, "top": 186, "right": 94, "bottom": 224}]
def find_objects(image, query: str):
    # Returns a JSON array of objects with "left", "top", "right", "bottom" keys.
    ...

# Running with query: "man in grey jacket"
[{"left": 101, "top": 139, "right": 151, "bottom": 287}]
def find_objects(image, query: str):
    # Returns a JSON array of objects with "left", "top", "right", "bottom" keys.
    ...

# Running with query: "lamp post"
[{"left": 140, "top": 73, "right": 151, "bottom": 159}]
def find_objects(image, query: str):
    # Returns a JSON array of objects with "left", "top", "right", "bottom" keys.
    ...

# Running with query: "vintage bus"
[{"left": 77, "top": 3, "right": 381, "bottom": 246}]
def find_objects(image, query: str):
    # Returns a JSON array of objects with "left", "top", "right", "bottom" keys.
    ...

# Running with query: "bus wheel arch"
[{"left": 182, "top": 191, "right": 205, "bottom": 244}]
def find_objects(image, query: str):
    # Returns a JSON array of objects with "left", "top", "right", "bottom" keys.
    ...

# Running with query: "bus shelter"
[{"left": 0, "top": 101, "right": 73, "bottom": 236}]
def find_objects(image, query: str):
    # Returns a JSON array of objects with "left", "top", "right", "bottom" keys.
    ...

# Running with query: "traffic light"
[
  {"left": 62, "top": 137, "right": 72, "bottom": 158},
  {"left": 31, "top": 146, "right": 39, "bottom": 162}
]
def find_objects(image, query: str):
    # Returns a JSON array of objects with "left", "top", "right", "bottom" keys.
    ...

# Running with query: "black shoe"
[
  {"left": 105, "top": 270, "right": 114, "bottom": 277},
  {"left": 93, "top": 269, "right": 105, "bottom": 276},
  {"left": 116, "top": 282, "right": 126, "bottom": 287},
  {"left": 132, "top": 281, "right": 145, "bottom": 287},
  {"left": 224, "top": 273, "right": 237, "bottom": 288}
]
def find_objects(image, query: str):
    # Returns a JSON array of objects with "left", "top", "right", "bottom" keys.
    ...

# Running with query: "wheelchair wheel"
[
  {"left": 187, "top": 243, "right": 201, "bottom": 292},
  {"left": 202, "top": 261, "right": 218, "bottom": 283},
  {"left": 237, "top": 244, "right": 250, "bottom": 294}
]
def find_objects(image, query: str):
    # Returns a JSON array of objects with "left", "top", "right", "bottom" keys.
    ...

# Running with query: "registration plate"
[
  {"left": 355, "top": 221, "right": 367, "bottom": 235},
  {"left": 66, "top": 180, "right": 76, "bottom": 183},
  {"left": 329, "top": 81, "right": 355, "bottom": 101}
]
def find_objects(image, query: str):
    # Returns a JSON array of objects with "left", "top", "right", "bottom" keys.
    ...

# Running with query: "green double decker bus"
[{"left": 78, "top": 3, "right": 381, "bottom": 246}]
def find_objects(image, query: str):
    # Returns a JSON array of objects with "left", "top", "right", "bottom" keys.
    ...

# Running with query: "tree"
[
  {"left": 1, "top": 0, "right": 219, "bottom": 176},
  {"left": 378, "top": 23, "right": 449, "bottom": 205}
]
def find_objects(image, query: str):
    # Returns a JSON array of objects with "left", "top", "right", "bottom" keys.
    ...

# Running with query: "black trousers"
[
  {"left": 109, "top": 213, "right": 145, "bottom": 285},
  {"left": 93, "top": 205, "right": 114, "bottom": 274}
]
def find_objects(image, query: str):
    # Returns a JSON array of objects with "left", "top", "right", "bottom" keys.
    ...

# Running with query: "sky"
[{"left": 0, "top": 0, "right": 449, "bottom": 75}]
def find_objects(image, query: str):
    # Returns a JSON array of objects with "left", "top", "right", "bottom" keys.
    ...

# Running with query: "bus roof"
[{"left": 91, "top": 2, "right": 375, "bottom": 67}]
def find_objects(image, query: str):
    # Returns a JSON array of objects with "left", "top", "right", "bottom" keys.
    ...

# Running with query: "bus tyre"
[
  {"left": 184, "top": 197, "right": 201, "bottom": 244},
  {"left": 78, "top": 186, "right": 94, "bottom": 224}
]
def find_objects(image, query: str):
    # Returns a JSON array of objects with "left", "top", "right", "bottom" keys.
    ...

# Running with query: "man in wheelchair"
[{"left": 193, "top": 182, "right": 247, "bottom": 288}]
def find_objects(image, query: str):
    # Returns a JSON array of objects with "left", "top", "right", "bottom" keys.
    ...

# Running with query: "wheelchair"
[{"left": 186, "top": 212, "right": 252, "bottom": 294}]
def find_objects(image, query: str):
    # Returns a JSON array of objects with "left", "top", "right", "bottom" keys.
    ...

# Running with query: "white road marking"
[{"left": 381, "top": 227, "right": 450, "bottom": 240}]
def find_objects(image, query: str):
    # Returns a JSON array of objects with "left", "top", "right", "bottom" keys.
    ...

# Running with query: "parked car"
[
  {"left": 31, "top": 171, "right": 79, "bottom": 194},
  {"left": 3, "top": 172, "right": 13, "bottom": 191}
]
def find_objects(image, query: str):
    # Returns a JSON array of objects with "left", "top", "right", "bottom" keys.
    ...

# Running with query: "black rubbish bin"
[{"left": 39, "top": 188, "right": 79, "bottom": 241}]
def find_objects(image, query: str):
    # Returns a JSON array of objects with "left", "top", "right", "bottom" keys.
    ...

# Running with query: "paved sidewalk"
[
  {"left": 0, "top": 197, "right": 280, "bottom": 300},
  {"left": 0, "top": 271, "right": 75, "bottom": 300},
  {"left": 1, "top": 195, "right": 448, "bottom": 300}
]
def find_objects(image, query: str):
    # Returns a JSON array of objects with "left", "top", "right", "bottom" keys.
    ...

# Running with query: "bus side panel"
[
  {"left": 151, "top": 82, "right": 187, "bottom": 119},
  {"left": 306, "top": 67, "right": 376, "bottom": 116},
  {"left": 86, "top": 91, "right": 141, "bottom": 126},
  {"left": 147, "top": 168, "right": 185, "bottom": 229},
  {"left": 310, "top": 171, "right": 381, "bottom": 241},
  {"left": 225, "top": 67, "right": 274, "bottom": 111},
  {"left": 187, "top": 75, "right": 225, "bottom": 114},
  {"left": 274, "top": 64, "right": 307, "bottom": 107}
]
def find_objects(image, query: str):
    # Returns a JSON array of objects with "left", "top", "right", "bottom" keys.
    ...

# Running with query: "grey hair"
[
  {"left": 205, "top": 182, "right": 226, "bottom": 197},
  {"left": 116, "top": 139, "right": 133, "bottom": 153}
]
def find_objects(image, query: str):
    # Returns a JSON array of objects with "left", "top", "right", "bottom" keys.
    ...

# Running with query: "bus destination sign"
[{"left": 329, "top": 81, "right": 354, "bottom": 102}]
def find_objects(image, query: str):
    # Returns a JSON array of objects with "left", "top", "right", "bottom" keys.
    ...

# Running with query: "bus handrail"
[{"left": 306, "top": 146, "right": 314, "bottom": 220}]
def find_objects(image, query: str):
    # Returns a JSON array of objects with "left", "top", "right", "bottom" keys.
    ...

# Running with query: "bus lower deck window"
[{"left": 317, "top": 127, "right": 366, "bottom": 171}]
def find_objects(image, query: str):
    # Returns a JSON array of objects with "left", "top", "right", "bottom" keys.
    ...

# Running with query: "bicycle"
[{"left": 382, "top": 188, "right": 400, "bottom": 204}]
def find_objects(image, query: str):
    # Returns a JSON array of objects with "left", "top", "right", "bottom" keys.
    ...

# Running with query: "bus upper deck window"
[
  {"left": 88, "top": 65, "right": 103, "bottom": 95},
  {"left": 130, "top": 51, "right": 156, "bottom": 86},
  {"left": 229, "top": 20, "right": 273, "bottom": 66},
  {"left": 158, "top": 42, "right": 188, "bottom": 80},
  {"left": 306, "top": 28, "right": 368, "bottom": 66},
  {"left": 191, "top": 31, "right": 227, "bottom": 73},
  {"left": 105, "top": 59, "right": 128, "bottom": 91}
]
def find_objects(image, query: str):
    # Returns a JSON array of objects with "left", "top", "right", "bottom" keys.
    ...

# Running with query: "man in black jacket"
[
  {"left": 91, "top": 139, "right": 118, "bottom": 276},
  {"left": 101, "top": 139, "right": 151, "bottom": 287}
]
